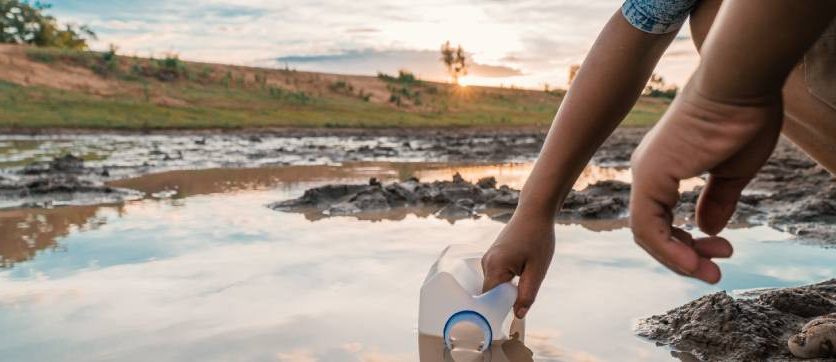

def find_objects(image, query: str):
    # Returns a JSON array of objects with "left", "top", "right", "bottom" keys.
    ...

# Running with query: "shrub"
[
  {"left": 267, "top": 86, "right": 311, "bottom": 105},
  {"left": 1, "top": 0, "right": 97, "bottom": 49},
  {"left": 154, "top": 53, "right": 186, "bottom": 81},
  {"left": 329, "top": 80, "right": 354, "bottom": 93}
]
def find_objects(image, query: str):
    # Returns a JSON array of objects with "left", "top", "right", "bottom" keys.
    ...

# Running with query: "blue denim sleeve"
[{"left": 621, "top": 0, "right": 699, "bottom": 34}]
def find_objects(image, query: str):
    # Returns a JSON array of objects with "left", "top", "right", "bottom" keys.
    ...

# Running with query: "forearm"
[
  {"left": 515, "top": 11, "right": 676, "bottom": 219},
  {"left": 694, "top": 1, "right": 836, "bottom": 103}
]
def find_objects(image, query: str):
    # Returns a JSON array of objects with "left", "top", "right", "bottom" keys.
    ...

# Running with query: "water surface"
[{"left": 0, "top": 163, "right": 833, "bottom": 362}]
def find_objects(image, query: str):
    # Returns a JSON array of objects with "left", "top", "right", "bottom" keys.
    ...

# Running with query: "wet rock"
[
  {"left": 476, "top": 176, "right": 497, "bottom": 189},
  {"left": 272, "top": 184, "right": 370, "bottom": 209},
  {"left": 273, "top": 176, "right": 635, "bottom": 223},
  {"left": 2, "top": 127, "right": 833, "bottom": 242},
  {"left": 271, "top": 177, "right": 752, "bottom": 225},
  {"left": 590, "top": 127, "right": 644, "bottom": 166},
  {"left": 22, "top": 154, "right": 85, "bottom": 175},
  {"left": 637, "top": 279, "right": 836, "bottom": 361},
  {"left": 435, "top": 199, "right": 477, "bottom": 220},
  {"left": 788, "top": 313, "right": 836, "bottom": 359},
  {"left": 0, "top": 175, "right": 142, "bottom": 208},
  {"left": 561, "top": 180, "right": 630, "bottom": 218},
  {"left": 768, "top": 184, "right": 836, "bottom": 242},
  {"left": 270, "top": 174, "right": 507, "bottom": 222},
  {"left": 485, "top": 186, "right": 519, "bottom": 208},
  {"left": 0, "top": 155, "right": 143, "bottom": 208},
  {"left": 50, "top": 154, "right": 85, "bottom": 173},
  {"left": 675, "top": 186, "right": 767, "bottom": 226}
]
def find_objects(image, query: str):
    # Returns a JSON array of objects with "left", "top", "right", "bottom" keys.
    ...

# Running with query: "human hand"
[
  {"left": 629, "top": 86, "right": 783, "bottom": 283},
  {"left": 481, "top": 214, "right": 555, "bottom": 319}
]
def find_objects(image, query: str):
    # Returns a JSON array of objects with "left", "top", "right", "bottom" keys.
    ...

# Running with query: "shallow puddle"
[{"left": 0, "top": 163, "right": 833, "bottom": 361}]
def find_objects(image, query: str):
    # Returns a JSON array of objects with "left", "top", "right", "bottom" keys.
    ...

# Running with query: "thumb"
[
  {"left": 696, "top": 175, "right": 750, "bottom": 235},
  {"left": 513, "top": 262, "right": 547, "bottom": 319}
]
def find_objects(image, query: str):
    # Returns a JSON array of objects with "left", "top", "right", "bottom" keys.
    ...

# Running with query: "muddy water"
[{"left": 0, "top": 163, "right": 834, "bottom": 362}]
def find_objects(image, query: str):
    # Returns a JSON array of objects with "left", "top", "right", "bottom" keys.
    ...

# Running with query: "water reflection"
[
  {"left": 0, "top": 173, "right": 832, "bottom": 361},
  {"left": 0, "top": 162, "right": 831, "bottom": 361},
  {"left": 411, "top": 163, "right": 704, "bottom": 192},
  {"left": 0, "top": 161, "right": 716, "bottom": 272},
  {"left": 0, "top": 205, "right": 124, "bottom": 267},
  {"left": 418, "top": 334, "right": 534, "bottom": 362},
  {"left": 107, "top": 162, "right": 702, "bottom": 199}
]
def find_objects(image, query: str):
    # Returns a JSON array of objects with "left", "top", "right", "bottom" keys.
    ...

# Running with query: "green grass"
[{"left": 0, "top": 47, "right": 669, "bottom": 130}]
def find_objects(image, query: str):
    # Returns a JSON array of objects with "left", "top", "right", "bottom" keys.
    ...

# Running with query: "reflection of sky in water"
[{"left": 0, "top": 169, "right": 833, "bottom": 361}]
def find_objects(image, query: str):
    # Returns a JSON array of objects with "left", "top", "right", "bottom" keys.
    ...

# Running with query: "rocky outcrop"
[
  {"left": 0, "top": 154, "right": 141, "bottom": 208},
  {"left": 636, "top": 279, "right": 836, "bottom": 361}
]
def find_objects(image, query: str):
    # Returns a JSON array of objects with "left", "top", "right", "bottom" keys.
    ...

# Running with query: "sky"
[{"left": 49, "top": 0, "right": 699, "bottom": 89}]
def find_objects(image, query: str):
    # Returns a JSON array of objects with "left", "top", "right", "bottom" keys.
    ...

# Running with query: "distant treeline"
[{"left": 1, "top": 0, "right": 96, "bottom": 49}]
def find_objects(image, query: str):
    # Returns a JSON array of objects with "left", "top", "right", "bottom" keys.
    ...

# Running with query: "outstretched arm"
[
  {"left": 482, "top": 10, "right": 678, "bottom": 319},
  {"left": 629, "top": 1, "right": 836, "bottom": 283}
]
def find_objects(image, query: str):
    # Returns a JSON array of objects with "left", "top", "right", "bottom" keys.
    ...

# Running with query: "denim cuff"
[{"left": 621, "top": 0, "right": 697, "bottom": 34}]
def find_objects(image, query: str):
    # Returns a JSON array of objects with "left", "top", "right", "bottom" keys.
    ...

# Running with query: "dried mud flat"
[
  {"left": 268, "top": 127, "right": 835, "bottom": 243},
  {"left": 1, "top": 126, "right": 833, "bottom": 241},
  {"left": 636, "top": 279, "right": 836, "bottom": 361},
  {"left": 269, "top": 173, "right": 633, "bottom": 223},
  {"left": 0, "top": 154, "right": 142, "bottom": 208},
  {"left": 1, "top": 127, "right": 834, "bottom": 361}
]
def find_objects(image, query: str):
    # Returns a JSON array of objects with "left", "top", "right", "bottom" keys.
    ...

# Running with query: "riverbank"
[
  {"left": 0, "top": 44, "right": 669, "bottom": 129},
  {"left": 1, "top": 125, "right": 834, "bottom": 361},
  {"left": 1, "top": 127, "right": 832, "bottom": 243}
]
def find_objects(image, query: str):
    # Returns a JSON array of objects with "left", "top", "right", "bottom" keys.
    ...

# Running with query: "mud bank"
[
  {"left": 0, "top": 155, "right": 142, "bottom": 208},
  {"left": 2, "top": 127, "right": 832, "bottom": 241},
  {"left": 0, "top": 127, "right": 645, "bottom": 177},
  {"left": 272, "top": 168, "right": 834, "bottom": 243},
  {"left": 269, "top": 174, "right": 640, "bottom": 223},
  {"left": 636, "top": 279, "right": 836, "bottom": 361}
]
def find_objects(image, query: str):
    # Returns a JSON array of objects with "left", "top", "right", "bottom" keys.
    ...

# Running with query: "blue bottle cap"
[{"left": 443, "top": 310, "right": 492, "bottom": 352}]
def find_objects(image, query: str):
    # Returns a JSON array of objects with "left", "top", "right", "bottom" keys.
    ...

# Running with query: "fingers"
[
  {"left": 671, "top": 228, "right": 727, "bottom": 284},
  {"left": 514, "top": 261, "right": 548, "bottom": 319},
  {"left": 630, "top": 174, "right": 702, "bottom": 277},
  {"left": 692, "top": 257, "right": 722, "bottom": 284},
  {"left": 696, "top": 118, "right": 780, "bottom": 235},
  {"left": 631, "top": 172, "right": 730, "bottom": 284},
  {"left": 481, "top": 253, "right": 516, "bottom": 294},
  {"left": 696, "top": 175, "right": 750, "bottom": 235},
  {"left": 693, "top": 236, "right": 734, "bottom": 259}
]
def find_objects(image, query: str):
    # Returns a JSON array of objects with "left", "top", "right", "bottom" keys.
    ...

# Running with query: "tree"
[
  {"left": 567, "top": 64, "right": 581, "bottom": 86},
  {"left": 1, "top": 0, "right": 96, "bottom": 49},
  {"left": 440, "top": 41, "right": 467, "bottom": 84},
  {"left": 644, "top": 73, "right": 678, "bottom": 99}
]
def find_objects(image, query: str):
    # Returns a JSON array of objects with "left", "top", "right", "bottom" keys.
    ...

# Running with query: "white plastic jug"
[{"left": 419, "top": 244, "right": 524, "bottom": 356}]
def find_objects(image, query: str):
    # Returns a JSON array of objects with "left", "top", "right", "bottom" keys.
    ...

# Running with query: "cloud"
[
  {"left": 345, "top": 27, "right": 380, "bottom": 34},
  {"left": 468, "top": 63, "right": 524, "bottom": 78},
  {"left": 275, "top": 49, "right": 522, "bottom": 81},
  {"left": 47, "top": 0, "right": 698, "bottom": 87}
]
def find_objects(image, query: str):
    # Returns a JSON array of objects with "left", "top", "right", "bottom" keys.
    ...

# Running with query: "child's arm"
[
  {"left": 481, "top": 9, "right": 679, "bottom": 319},
  {"left": 629, "top": 1, "right": 836, "bottom": 283}
]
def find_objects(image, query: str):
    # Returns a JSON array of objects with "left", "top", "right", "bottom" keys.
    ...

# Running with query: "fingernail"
[{"left": 516, "top": 307, "right": 529, "bottom": 319}]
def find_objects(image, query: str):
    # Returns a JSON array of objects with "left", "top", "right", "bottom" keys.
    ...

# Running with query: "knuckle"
[
  {"left": 517, "top": 295, "right": 536, "bottom": 307},
  {"left": 481, "top": 253, "right": 505, "bottom": 271},
  {"left": 630, "top": 225, "right": 649, "bottom": 244},
  {"left": 630, "top": 144, "right": 647, "bottom": 167}
]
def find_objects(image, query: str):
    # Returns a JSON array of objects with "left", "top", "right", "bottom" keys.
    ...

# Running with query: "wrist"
[{"left": 511, "top": 195, "right": 561, "bottom": 224}]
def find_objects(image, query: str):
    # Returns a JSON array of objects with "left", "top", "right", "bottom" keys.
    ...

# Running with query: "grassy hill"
[{"left": 0, "top": 44, "right": 670, "bottom": 130}]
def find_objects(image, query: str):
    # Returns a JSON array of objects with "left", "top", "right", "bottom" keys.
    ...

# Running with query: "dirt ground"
[
  {"left": 2, "top": 126, "right": 832, "bottom": 241},
  {"left": 1, "top": 126, "right": 834, "bottom": 360},
  {"left": 263, "top": 127, "right": 834, "bottom": 243},
  {"left": 636, "top": 279, "right": 836, "bottom": 361}
]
